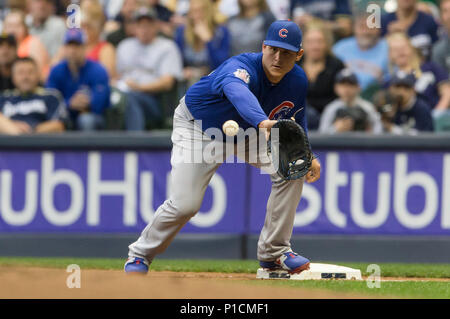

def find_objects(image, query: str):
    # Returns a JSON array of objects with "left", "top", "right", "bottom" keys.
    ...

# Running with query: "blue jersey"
[
  {"left": 381, "top": 11, "right": 439, "bottom": 59},
  {"left": 185, "top": 52, "right": 309, "bottom": 136},
  {"left": 0, "top": 88, "right": 67, "bottom": 128}
]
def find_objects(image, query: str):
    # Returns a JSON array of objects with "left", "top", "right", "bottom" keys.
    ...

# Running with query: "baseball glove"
[{"left": 267, "top": 119, "right": 314, "bottom": 181}]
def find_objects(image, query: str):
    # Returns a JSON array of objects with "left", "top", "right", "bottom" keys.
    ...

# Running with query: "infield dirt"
[{"left": 0, "top": 266, "right": 368, "bottom": 299}]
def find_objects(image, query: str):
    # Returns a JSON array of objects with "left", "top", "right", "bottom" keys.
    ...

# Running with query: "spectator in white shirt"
[
  {"left": 116, "top": 7, "right": 182, "bottom": 130},
  {"left": 319, "top": 68, "right": 383, "bottom": 134}
]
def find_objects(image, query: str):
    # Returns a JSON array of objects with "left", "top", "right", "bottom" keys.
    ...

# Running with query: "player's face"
[
  {"left": 12, "top": 61, "right": 40, "bottom": 93},
  {"left": 262, "top": 45, "right": 303, "bottom": 83}
]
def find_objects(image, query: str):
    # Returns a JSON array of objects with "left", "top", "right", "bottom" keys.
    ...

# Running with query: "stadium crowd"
[{"left": 0, "top": 0, "right": 449, "bottom": 135}]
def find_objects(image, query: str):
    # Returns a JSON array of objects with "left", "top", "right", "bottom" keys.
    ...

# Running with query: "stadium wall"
[{"left": 0, "top": 132, "right": 449, "bottom": 262}]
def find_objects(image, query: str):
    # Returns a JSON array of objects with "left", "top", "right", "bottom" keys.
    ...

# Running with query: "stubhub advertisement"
[{"left": 0, "top": 150, "right": 449, "bottom": 235}]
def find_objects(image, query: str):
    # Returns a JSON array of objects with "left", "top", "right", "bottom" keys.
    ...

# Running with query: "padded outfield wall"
[{"left": 0, "top": 132, "right": 449, "bottom": 262}]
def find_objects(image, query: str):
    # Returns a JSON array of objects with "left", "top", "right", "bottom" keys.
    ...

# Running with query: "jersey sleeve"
[
  {"left": 223, "top": 81, "right": 268, "bottom": 128},
  {"left": 211, "top": 57, "right": 268, "bottom": 127},
  {"left": 210, "top": 58, "right": 255, "bottom": 96}
]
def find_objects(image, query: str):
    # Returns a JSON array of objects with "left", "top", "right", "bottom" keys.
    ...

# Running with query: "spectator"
[
  {"left": 3, "top": 10, "right": 51, "bottom": 81},
  {"left": 387, "top": 32, "right": 450, "bottom": 111},
  {"left": 0, "top": 57, "right": 67, "bottom": 135},
  {"left": 417, "top": 0, "right": 441, "bottom": 21},
  {"left": 27, "top": 0, "right": 66, "bottom": 59},
  {"left": 52, "top": 0, "right": 73, "bottom": 17},
  {"left": 432, "top": 0, "right": 450, "bottom": 74},
  {"left": 105, "top": 0, "right": 174, "bottom": 42},
  {"left": 385, "top": 71, "right": 434, "bottom": 133},
  {"left": 319, "top": 68, "right": 382, "bottom": 134},
  {"left": 175, "top": 0, "right": 231, "bottom": 88},
  {"left": 100, "top": 0, "right": 126, "bottom": 21},
  {"left": 333, "top": 14, "right": 389, "bottom": 98},
  {"left": 298, "top": 21, "right": 345, "bottom": 129},
  {"left": 105, "top": 0, "right": 140, "bottom": 47},
  {"left": 116, "top": 7, "right": 182, "bottom": 131},
  {"left": 0, "top": 0, "right": 28, "bottom": 30},
  {"left": 147, "top": 0, "right": 175, "bottom": 37},
  {"left": 80, "top": 0, "right": 117, "bottom": 80},
  {"left": 161, "top": 0, "right": 190, "bottom": 27},
  {"left": 381, "top": 0, "right": 439, "bottom": 59},
  {"left": 290, "top": 0, "right": 353, "bottom": 39},
  {"left": 46, "top": 28, "right": 110, "bottom": 131},
  {"left": 266, "top": 0, "right": 290, "bottom": 20},
  {"left": 227, "top": 0, "right": 275, "bottom": 56},
  {"left": 0, "top": 33, "right": 17, "bottom": 92}
]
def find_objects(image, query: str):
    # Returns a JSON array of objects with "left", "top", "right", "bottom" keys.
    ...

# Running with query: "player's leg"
[
  {"left": 126, "top": 99, "right": 222, "bottom": 272},
  {"left": 237, "top": 131, "right": 310, "bottom": 274},
  {"left": 257, "top": 175, "right": 310, "bottom": 273}
]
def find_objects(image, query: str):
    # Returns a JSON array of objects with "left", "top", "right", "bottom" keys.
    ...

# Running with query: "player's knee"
[{"left": 176, "top": 199, "right": 202, "bottom": 218}]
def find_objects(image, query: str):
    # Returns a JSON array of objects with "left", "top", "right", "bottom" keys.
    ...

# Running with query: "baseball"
[{"left": 222, "top": 120, "right": 239, "bottom": 137}]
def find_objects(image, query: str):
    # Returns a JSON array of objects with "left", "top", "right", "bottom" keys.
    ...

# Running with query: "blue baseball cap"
[
  {"left": 264, "top": 20, "right": 302, "bottom": 52},
  {"left": 64, "top": 28, "right": 85, "bottom": 45}
]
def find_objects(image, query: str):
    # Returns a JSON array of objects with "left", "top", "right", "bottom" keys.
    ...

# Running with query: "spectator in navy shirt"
[
  {"left": 46, "top": 28, "right": 110, "bottom": 131},
  {"left": 0, "top": 57, "right": 67, "bottom": 135},
  {"left": 290, "top": 0, "right": 352, "bottom": 39},
  {"left": 175, "top": 0, "right": 231, "bottom": 88},
  {"left": 387, "top": 32, "right": 450, "bottom": 112},
  {"left": 387, "top": 71, "right": 434, "bottom": 133},
  {"left": 381, "top": 0, "right": 439, "bottom": 59},
  {"left": 432, "top": 0, "right": 450, "bottom": 73}
]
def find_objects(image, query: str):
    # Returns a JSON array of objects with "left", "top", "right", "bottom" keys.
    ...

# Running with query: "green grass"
[
  {"left": 0, "top": 257, "right": 448, "bottom": 279},
  {"left": 1, "top": 257, "right": 449, "bottom": 299},
  {"left": 249, "top": 279, "right": 450, "bottom": 299}
]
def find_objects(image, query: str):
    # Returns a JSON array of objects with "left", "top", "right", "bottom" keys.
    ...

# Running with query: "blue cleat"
[
  {"left": 259, "top": 252, "right": 310, "bottom": 274},
  {"left": 124, "top": 257, "right": 149, "bottom": 274}
]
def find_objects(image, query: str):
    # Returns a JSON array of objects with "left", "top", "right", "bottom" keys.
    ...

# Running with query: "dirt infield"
[{"left": 0, "top": 266, "right": 366, "bottom": 299}]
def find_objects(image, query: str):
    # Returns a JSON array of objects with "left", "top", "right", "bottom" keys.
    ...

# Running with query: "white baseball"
[{"left": 222, "top": 120, "right": 239, "bottom": 137}]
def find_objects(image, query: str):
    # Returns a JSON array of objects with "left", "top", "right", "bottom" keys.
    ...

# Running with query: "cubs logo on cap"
[
  {"left": 264, "top": 20, "right": 302, "bottom": 52},
  {"left": 279, "top": 28, "right": 288, "bottom": 38}
]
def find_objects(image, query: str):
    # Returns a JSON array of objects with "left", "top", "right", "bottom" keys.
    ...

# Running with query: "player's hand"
[
  {"left": 306, "top": 158, "right": 321, "bottom": 183},
  {"left": 258, "top": 119, "right": 278, "bottom": 141}
]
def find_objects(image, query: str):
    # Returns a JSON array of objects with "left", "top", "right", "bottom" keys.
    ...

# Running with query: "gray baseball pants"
[{"left": 128, "top": 97, "right": 304, "bottom": 263}]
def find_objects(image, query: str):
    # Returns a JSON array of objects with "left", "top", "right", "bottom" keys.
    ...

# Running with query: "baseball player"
[{"left": 124, "top": 20, "right": 321, "bottom": 274}]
